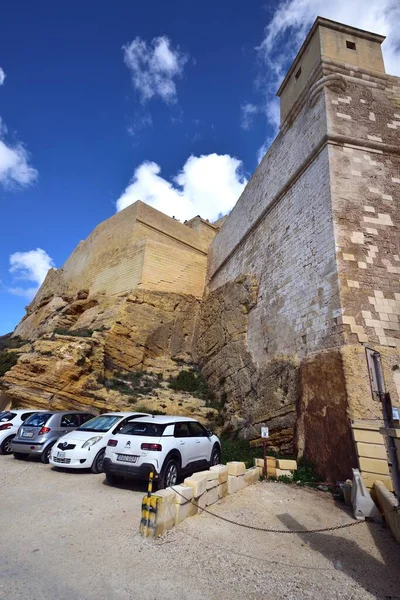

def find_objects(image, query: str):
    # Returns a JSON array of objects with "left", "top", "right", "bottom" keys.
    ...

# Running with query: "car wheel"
[
  {"left": 159, "top": 457, "right": 179, "bottom": 489},
  {"left": 91, "top": 449, "right": 106, "bottom": 474},
  {"left": 210, "top": 444, "right": 221, "bottom": 467},
  {"left": 13, "top": 452, "right": 28, "bottom": 460},
  {"left": 40, "top": 443, "right": 54, "bottom": 464},
  {"left": 105, "top": 471, "right": 121, "bottom": 486},
  {"left": 0, "top": 435, "right": 15, "bottom": 455}
]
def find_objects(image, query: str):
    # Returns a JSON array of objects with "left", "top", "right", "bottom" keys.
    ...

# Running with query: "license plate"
[
  {"left": 22, "top": 432, "right": 34, "bottom": 438},
  {"left": 57, "top": 451, "right": 66, "bottom": 459},
  {"left": 117, "top": 454, "right": 139, "bottom": 463}
]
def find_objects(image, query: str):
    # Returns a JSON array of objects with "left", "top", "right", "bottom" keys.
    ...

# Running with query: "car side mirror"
[{"left": 207, "top": 430, "right": 213, "bottom": 437}]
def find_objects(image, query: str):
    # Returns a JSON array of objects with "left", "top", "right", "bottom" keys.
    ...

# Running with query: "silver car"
[{"left": 11, "top": 411, "right": 96, "bottom": 464}]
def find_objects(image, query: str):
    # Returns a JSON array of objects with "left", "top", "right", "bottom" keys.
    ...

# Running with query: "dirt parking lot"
[{"left": 1, "top": 455, "right": 400, "bottom": 600}]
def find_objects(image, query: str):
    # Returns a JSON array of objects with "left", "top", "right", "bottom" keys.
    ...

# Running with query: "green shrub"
[
  {"left": 0, "top": 334, "right": 27, "bottom": 352},
  {"left": 135, "top": 405, "right": 165, "bottom": 416},
  {"left": 103, "top": 370, "right": 160, "bottom": 398},
  {"left": 220, "top": 437, "right": 262, "bottom": 468},
  {"left": 168, "top": 369, "right": 216, "bottom": 406},
  {"left": 0, "top": 351, "right": 19, "bottom": 377}
]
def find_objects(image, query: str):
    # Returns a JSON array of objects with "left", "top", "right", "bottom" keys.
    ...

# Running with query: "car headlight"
[{"left": 82, "top": 436, "right": 103, "bottom": 448}]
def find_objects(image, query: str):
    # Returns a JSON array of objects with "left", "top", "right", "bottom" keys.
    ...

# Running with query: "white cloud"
[
  {"left": 259, "top": 0, "right": 400, "bottom": 76},
  {"left": 9, "top": 248, "right": 54, "bottom": 299},
  {"left": 123, "top": 36, "right": 188, "bottom": 104},
  {"left": 116, "top": 153, "right": 247, "bottom": 222},
  {"left": 0, "top": 67, "right": 37, "bottom": 188},
  {"left": 254, "top": 0, "right": 400, "bottom": 161},
  {"left": 0, "top": 139, "right": 38, "bottom": 187},
  {"left": 240, "top": 103, "right": 259, "bottom": 130}
]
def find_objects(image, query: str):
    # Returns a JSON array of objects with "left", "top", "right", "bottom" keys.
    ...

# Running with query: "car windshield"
[
  {"left": 77, "top": 415, "right": 121, "bottom": 433},
  {"left": 0, "top": 412, "right": 16, "bottom": 422},
  {"left": 23, "top": 413, "right": 52, "bottom": 427},
  {"left": 119, "top": 421, "right": 167, "bottom": 437}
]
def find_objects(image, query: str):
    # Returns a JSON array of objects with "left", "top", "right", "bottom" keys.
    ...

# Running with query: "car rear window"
[
  {"left": 119, "top": 421, "right": 167, "bottom": 437},
  {"left": 23, "top": 413, "right": 53, "bottom": 427},
  {"left": 0, "top": 412, "right": 17, "bottom": 422},
  {"left": 77, "top": 415, "right": 121, "bottom": 433}
]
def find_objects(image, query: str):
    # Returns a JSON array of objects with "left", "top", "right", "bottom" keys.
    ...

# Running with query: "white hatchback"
[
  {"left": 49, "top": 412, "right": 149, "bottom": 473},
  {"left": 103, "top": 415, "right": 221, "bottom": 488},
  {"left": 0, "top": 409, "right": 46, "bottom": 455}
]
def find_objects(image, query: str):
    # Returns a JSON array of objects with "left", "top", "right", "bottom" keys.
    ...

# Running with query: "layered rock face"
[
  {"left": 194, "top": 276, "right": 298, "bottom": 453},
  {"left": 1, "top": 290, "right": 217, "bottom": 423}
]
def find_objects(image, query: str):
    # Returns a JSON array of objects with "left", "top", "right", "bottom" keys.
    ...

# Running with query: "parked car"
[
  {"left": 103, "top": 415, "right": 221, "bottom": 488},
  {"left": 11, "top": 411, "right": 96, "bottom": 463},
  {"left": 0, "top": 409, "right": 46, "bottom": 455},
  {"left": 49, "top": 412, "right": 150, "bottom": 474}
]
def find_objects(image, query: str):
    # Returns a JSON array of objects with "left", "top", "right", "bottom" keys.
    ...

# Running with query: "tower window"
[
  {"left": 346, "top": 41, "right": 356, "bottom": 50},
  {"left": 295, "top": 66, "right": 302, "bottom": 80}
]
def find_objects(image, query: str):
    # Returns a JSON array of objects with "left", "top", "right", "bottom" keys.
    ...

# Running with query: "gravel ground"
[{"left": 1, "top": 455, "right": 399, "bottom": 600}]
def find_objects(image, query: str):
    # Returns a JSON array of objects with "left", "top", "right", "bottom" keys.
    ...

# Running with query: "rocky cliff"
[
  {"left": 194, "top": 275, "right": 299, "bottom": 453},
  {"left": 0, "top": 289, "right": 218, "bottom": 424}
]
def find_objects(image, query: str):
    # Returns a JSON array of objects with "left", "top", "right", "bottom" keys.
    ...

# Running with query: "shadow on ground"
[{"left": 277, "top": 513, "right": 400, "bottom": 600}]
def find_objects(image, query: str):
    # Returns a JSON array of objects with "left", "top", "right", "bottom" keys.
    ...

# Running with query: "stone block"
[
  {"left": 275, "top": 469, "right": 293, "bottom": 478},
  {"left": 244, "top": 467, "right": 260, "bottom": 485},
  {"left": 152, "top": 494, "right": 175, "bottom": 537},
  {"left": 184, "top": 473, "right": 207, "bottom": 497},
  {"left": 359, "top": 457, "right": 390, "bottom": 475},
  {"left": 218, "top": 482, "right": 228, "bottom": 498},
  {"left": 227, "top": 461, "right": 246, "bottom": 476},
  {"left": 210, "top": 464, "right": 228, "bottom": 483},
  {"left": 254, "top": 457, "right": 276, "bottom": 468},
  {"left": 267, "top": 466, "right": 277, "bottom": 477},
  {"left": 205, "top": 469, "right": 219, "bottom": 481},
  {"left": 195, "top": 493, "right": 207, "bottom": 510},
  {"left": 175, "top": 501, "right": 191, "bottom": 526},
  {"left": 206, "top": 477, "right": 218, "bottom": 490},
  {"left": 362, "top": 472, "right": 393, "bottom": 491},
  {"left": 374, "top": 481, "right": 400, "bottom": 543},
  {"left": 356, "top": 442, "right": 387, "bottom": 460},
  {"left": 188, "top": 500, "right": 198, "bottom": 517},
  {"left": 206, "top": 486, "right": 218, "bottom": 506},
  {"left": 228, "top": 474, "right": 246, "bottom": 494},
  {"left": 276, "top": 459, "right": 297, "bottom": 470},
  {"left": 172, "top": 484, "right": 194, "bottom": 505}
]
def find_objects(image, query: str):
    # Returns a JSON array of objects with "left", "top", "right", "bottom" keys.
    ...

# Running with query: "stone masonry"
[{"left": 200, "top": 17, "right": 400, "bottom": 481}]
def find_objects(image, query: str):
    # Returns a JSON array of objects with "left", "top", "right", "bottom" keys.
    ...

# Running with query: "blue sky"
[{"left": 0, "top": 0, "right": 399, "bottom": 335}]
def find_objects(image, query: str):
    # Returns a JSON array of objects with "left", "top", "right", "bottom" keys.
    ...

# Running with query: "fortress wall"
[
  {"left": 30, "top": 201, "right": 209, "bottom": 309},
  {"left": 209, "top": 145, "right": 342, "bottom": 363},
  {"left": 208, "top": 89, "right": 328, "bottom": 278},
  {"left": 141, "top": 240, "right": 207, "bottom": 298},
  {"left": 325, "top": 77, "right": 400, "bottom": 405}
]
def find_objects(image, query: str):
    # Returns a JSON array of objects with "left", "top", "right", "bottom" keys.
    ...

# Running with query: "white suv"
[
  {"left": 103, "top": 415, "right": 221, "bottom": 488},
  {"left": 49, "top": 412, "right": 149, "bottom": 473},
  {"left": 0, "top": 410, "right": 45, "bottom": 455}
]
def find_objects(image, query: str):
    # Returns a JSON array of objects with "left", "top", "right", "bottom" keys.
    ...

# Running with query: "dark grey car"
[{"left": 11, "top": 411, "right": 95, "bottom": 464}]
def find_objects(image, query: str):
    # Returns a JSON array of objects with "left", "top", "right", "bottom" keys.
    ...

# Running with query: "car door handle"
[
  {"left": 179, "top": 441, "right": 185, "bottom": 445},
  {"left": 196, "top": 440, "right": 201, "bottom": 443}
]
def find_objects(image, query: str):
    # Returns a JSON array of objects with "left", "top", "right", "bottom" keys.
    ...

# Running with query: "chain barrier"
[{"left": 170, "top": 484, "right": 398, "bottom": 535}]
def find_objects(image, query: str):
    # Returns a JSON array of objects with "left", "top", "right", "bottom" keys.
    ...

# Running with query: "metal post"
[{"left": 263, "top": 440, "right": 267, "bottom": 479}]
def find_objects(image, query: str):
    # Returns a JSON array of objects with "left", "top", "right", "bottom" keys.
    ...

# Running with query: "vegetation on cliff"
[{"left": 0, "top": 334, "right": 27, "bottom": 377}]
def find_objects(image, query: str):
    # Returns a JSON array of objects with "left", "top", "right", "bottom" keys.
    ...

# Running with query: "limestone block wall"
[
  {"left": 325, "top": 68, "right": 400, "bottom": 405},
  {"left": 209, "top": 86, "right": 328, "bottom": 280},
  {"left": 30, "top": 200, "right": 211, "bottom": 311},
  {"left": 209, "top": 95, "right": 342, "bottom": 361},
  {"left": 140, "top": 239, "right": 207, "bottom": 298}
]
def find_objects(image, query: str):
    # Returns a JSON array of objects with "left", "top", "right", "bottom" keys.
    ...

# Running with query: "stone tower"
[{"left": 198, "top": 17, "right": 400, "bottom": 481}]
